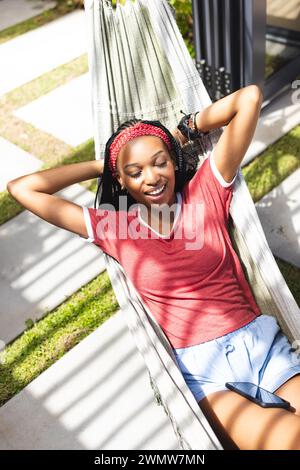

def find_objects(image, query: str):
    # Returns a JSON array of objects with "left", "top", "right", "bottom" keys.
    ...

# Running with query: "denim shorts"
[{"left": 172, "top": 314, "right": 300, "bottom": 403}]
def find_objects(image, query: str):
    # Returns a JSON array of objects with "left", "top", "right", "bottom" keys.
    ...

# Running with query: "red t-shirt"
[{"left": 80, "top": 149, "right": 261, "bottom": 349}]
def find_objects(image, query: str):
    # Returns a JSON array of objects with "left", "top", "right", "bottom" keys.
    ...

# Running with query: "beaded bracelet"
[{"left": 177, "top": 110, "right": 209, "bottom": 142}]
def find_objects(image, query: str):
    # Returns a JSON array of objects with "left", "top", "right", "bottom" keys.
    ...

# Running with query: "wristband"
[{"left": 177, "top": 110, "right": 209, "bottom": 142}]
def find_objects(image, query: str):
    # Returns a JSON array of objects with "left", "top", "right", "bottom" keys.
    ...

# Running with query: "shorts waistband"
[{"left": 173, "top": 314, "right": 264, "bottom": 353}]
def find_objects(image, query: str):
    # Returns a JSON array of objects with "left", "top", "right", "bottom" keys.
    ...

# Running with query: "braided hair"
[{"left": 94, "top": 118, "right": 199, "bottom": 210}]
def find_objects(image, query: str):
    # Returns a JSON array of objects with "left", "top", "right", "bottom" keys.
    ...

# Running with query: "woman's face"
[{"left": 115, "top": 135, "right": 177, "bottom": 209}]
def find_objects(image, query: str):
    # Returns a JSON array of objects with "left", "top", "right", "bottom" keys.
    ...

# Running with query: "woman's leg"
[
  {"left": 198, "top": 389, "right": 300, "bottom": 450},
  {"left": 273, "top": 374, "right": 300, "bottom": 416}
]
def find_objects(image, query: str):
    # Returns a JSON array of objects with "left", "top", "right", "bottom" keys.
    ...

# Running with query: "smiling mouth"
[{"left": 144, "top": 183, "right": 167, "bottom": 197}]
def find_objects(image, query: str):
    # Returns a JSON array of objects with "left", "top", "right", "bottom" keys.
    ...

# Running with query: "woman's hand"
[
  {"left": 171, "top": 112, "right": 206, "bottom": 146},
  {"left": 6, "top": 158, "right": 106, "bottom": 241}
]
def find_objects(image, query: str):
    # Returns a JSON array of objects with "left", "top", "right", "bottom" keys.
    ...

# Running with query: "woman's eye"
[{"left": 129, "top": 161, "right": 166, "bottom": 178}]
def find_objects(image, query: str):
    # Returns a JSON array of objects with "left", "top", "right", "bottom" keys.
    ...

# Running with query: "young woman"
[{"left": 7, "top": 85, "right": 300, "bottom": 450}]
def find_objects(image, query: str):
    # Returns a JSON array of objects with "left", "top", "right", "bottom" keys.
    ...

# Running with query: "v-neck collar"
[{"left": 137, "top": 192, "right": 182, "bottom": 239}]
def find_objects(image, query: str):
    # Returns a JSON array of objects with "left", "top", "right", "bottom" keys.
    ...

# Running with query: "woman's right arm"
[{"left": 6, "top": 159, "right": 104, "bottom": 239}]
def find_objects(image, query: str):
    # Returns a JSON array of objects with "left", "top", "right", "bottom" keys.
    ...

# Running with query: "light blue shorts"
[{"left": 172, "top": 314, "right": 300, "bottom": 403}]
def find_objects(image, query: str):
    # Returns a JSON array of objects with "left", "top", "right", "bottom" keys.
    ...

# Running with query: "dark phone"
[{"left": 225, "top": 381, "right": 291, "bottom": 410}]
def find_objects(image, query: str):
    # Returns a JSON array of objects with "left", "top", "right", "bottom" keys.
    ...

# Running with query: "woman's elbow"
[
  {"left": 7, "top": 172, "right": 34, "bottom": 194},
  {"left": 246, "top": 84, "right": 263, "bottom": 103},
  {"left": 6, "top": 179, "right": 25, "bottom": 198},
  {"left": 7, "top": 180, "right": 17, "bottom": 195}
]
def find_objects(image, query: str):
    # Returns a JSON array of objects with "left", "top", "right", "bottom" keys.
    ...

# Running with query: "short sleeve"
[
  {"left": 207, "top": 148, "right": 237, "bottom": 219},
  {"left": 209, "top": 147, "right": 237, "bottom": 189},
  {"left": 187, "top": 148, "right": 237, "bottom": 221},
  {"left": 78, "top": 205, "right": 121, "bottom": 262}
]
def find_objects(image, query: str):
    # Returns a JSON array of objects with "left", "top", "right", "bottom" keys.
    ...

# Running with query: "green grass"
[
  {"left": 0, "top": 191, "right": 24, "bottom": 226},
  {"left": 242, "top": 125, "right": 300, "bottom": 202},
  {"left": 0, "top": 272, "right": 118, "bottom": 407}
]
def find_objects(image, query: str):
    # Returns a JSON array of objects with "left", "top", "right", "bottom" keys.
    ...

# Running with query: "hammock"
[{"left": 83, "top": 0, "right": 300, "bottom": 450}]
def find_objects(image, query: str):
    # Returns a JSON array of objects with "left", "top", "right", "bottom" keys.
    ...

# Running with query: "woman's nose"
[{"left": 144, "top": 167, "right": 160, "bottom": 185}]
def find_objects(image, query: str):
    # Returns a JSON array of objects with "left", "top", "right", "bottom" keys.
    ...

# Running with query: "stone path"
[
  {"left": 243, "top": 85, "right": 300, "bottom": 166},
  {"left": 0, "top": 137, "right": 42, "bottom": 191},
  {"left": 0, "top": 9, "right": 87, "bottom": 97},
  {"left": 255, "top": 168, "right": 300, "bottom": 269},
  {"left": 0, "top": 0, "right": 57, "bottom": 32},
  {"left": 15, "top": 74, "right": 93, "bottom": 147}
]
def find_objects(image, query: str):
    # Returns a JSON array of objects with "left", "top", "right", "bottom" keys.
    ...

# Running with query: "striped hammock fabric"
[{"left": 84, "top": 0, "right": 300, "bottom": 450}]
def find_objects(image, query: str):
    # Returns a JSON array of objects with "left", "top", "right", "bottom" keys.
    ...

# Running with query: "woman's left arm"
[{"left": 172, "top": 85, "right": 263, "bottom": 182}]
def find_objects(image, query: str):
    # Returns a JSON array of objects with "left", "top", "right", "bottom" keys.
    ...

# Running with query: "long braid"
[
  {"left": 94, "top": 119, "right": 140, "bottom": 210},
  {"left": 94, "top": 118, "right": 198, "bottom": 210}
]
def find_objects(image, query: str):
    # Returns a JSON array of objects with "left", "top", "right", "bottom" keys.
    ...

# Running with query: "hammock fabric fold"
[{"left": 84, "top": 0, "right": 300, "bottom": 450}]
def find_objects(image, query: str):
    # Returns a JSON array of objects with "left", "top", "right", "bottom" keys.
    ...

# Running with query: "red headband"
[{"left": 109, "top": 122, "right": 172, "bottom": 177}]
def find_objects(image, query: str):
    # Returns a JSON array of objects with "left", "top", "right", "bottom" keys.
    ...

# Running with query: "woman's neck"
[{"left": 146, "top": 193, "right": 177, "bottom": 236}]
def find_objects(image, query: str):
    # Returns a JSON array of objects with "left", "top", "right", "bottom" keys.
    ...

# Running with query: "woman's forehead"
[{"left": 119, "top": 135, "right": 169, "bottom": 164}]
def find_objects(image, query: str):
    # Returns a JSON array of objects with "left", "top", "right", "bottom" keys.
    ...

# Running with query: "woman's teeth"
[{"left": 146, "top": 184, "right": 166, "bottom": 196}]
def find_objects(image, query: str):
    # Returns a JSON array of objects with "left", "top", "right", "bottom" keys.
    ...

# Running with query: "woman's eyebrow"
[{"left": 124, "top": 150, "right": 165, "bottom": 169}]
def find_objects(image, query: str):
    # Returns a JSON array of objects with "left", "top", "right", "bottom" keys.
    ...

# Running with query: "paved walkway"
[
  {"left": 0, "top": 9, "right": 87, "bottom": 97},
  {"left": 0, "top": 0, "right": 57, "bottom": 32},
  {"left": 0, "top": 310, "right": 179, "bottom": 450},
  {"left": 255, "top": 168, "right": 300, "bottom": 269},
  {"left": 244, "top": 85, "right": 300, "bottom": 166},
  {"left": 0, "top": 137, "right": 42, "bottom": 191},
  {"left": 15, "top": 74, "right": 93, "bottom": 147}
]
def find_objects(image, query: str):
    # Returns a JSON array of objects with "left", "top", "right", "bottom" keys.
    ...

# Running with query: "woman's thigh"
[
  {"left": 273, "top": 374, "right": 300, "bottom": 416},
  {"left": 198, "top": 390, "right": 300, "bottom": 450}
]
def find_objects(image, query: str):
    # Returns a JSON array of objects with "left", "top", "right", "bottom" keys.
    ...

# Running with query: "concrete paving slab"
[
  {"left": 0, "top": 310, "right": 179, "bottom": 450},
  {"left": 243, "top": 85, "right": 300, "bottom": 166},
  {"left": 0, "top": 10, "right": 87, "bottom": 97},
  {"left": 255, "top": 168, "right": 300, "bottom": 268},
  {"left": 0, "top": 137, "right": 42, "bottom": 191},
  {"left": 14, "top": 74, "right": 93, "bottom": 147},
  {"left": 0, "top": 0, "right": 57, "bottom": 32},
  {"left": 0, "top": 184, "right": 105, "bottom": 344}
]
